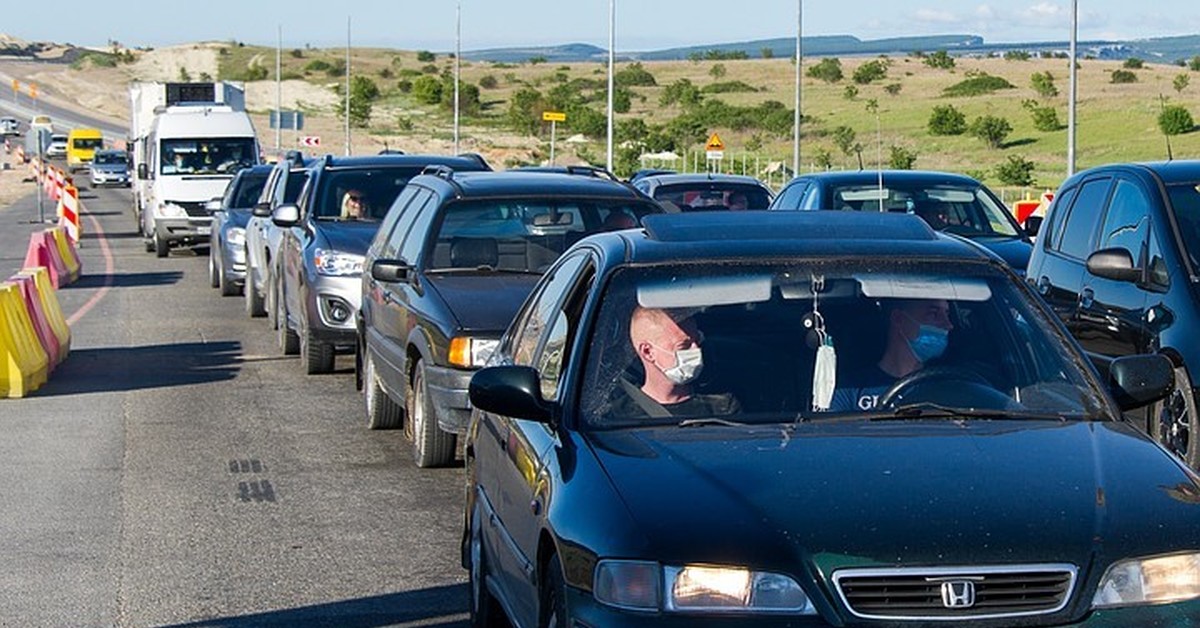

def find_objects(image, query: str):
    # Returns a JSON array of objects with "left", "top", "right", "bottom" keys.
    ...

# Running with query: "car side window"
[
  {"left": 374, "top": 186, "right": 422, "bottom": 258},
  {"left": 1054, "top": 177, "right": 1112, "bottom": 260},
  {"left": 773, "top": 181, "right": 808, "bottom": 210},
  {"left": 1148, "top": 227, "right": 1170, "bottom": 289},
  {"left": 1097, "top": 179, "right": 1150, "bottom": 264},
  {"left": 512, "top": 254, "right": 589, "bottom": 371},
  {"left": 1040, "top": 185, "right": 1077, "bottom": 249},
  {"left": 398, "top": 192, "right": 440, "bottom": 265}
]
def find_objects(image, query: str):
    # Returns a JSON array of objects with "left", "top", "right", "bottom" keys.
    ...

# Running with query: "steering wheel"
[{"left": 877, "top": 366, "right": 996, "bottom": 409}]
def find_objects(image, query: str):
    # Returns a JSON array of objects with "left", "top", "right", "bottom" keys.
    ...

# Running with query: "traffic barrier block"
[
  {"left": 49, "top": 227, "right": 81, "bottom": 284},
  {"left": 0, "top": 282, "right": 49, "bottom": 398},
  {"left": 10, "top": 273, "right": 60, "bottom": 372},
  {"left": 22, "top": 231, "right": 68, "bottom": 290},
  {"left": 18, "top": 267, "right": 69, "bottom": 362},
  {"left": 58, "top": 185, "right": 82, "bottom": 244}
]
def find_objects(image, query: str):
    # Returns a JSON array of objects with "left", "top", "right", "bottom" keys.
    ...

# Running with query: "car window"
[
  {"left": 1055, "top": 178, "right": 1112, "bottom": 260},
  {"left": 772, "top": 181, "right": 809, "bottom": 210},
  {"left": 314, "top": 167, "right": 423, "bottom": 221},
  {"left": 1167, "top": 182, "right": 1200, "bottom": 273},
  {"left": 395, "top": 190, "right": 438, "bottom": 262},
  {"left": 92, "top": 152, "right": 127, "bottom": 166},
  {"left": 283, "top": 170, "right": 308, "bottom": 204},
  {"left": 373, "top": 186, "right": 422, "bottom": 258},
  {"left": 424, "top": 198, "right": 659, "bottom": 273},
  {"left": 1148, "top": 227, "right": 1170, "bottom": 288},
  {"left": 1097, "top": 179, "right": 1150, "bottom": 264},
  {"left": 230, "top": 173, "right": 268, "bottom": 209},
  {"left": 512, "top": 255, "right": 589, "bottom": 373},
  {"left": 653, "top": 183, "right": 772, "bottom": 211},
  {"left": 578, "top": 260, "right": 1109, "bottom": 429},
  {"left": 825, "top": 182, "right": 1020, "bottom": 238},
  {"left": 1040, "top": 184, "right": 1077, "bottom": 250},
  {"left": 160, "top": 137, "right": 257, "bottom": 175}
]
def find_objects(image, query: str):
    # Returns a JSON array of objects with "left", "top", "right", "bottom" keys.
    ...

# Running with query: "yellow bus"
[{"left": 66, "top": 128, "right": 104, "bottom": 171}]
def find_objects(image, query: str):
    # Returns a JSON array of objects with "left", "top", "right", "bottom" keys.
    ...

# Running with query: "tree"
[
  {"left": 811, "top": 147, "right": 833, "bottom": 170},
  {"left": 347, "top": 75, "right": 380, "bottom": 127},
  {"left": 760, "top": 47, "right": 775, "bottom": 59},
  {"left": 660, "top": 79, "right": 701, "bottom": 107},
  {"left": 1022, "top": 100, "right": 1062, "bottom": 132},
  {"left": 412, "top": 75, "right": 443, "bottom": 105},
  {"left": 613, "top": 86, "right": 632, "bottom": 114},
  {"left": 852, "top": 59, "right": 888, "bottom": 84},
  {"left": 969, "top": 115, "right": 1013, "bottom": 149},
  {"left": 928, "top": 104, "right": 967, "bottom": 135},
  {"left": 416, "top": 50, "right": 436, "bottom": 62},
  {"left": 889, "top": 145, "right": 917, "bottom": 170},
  {"left": 1159, "top": 105, "right": 1195, "bottom": 135},
  {"left": 924, "top": 50, "right": 955, "bottom": 70},
  {"left": 178, "top": 66, "right": 192, "bottom": 82},
  {"left": 1174, "top": 73, "right": 1190, "bottom": 94},
  {"left": 615, "top": 62, "right": 657, "bottom": 87},
  {"left": 995, "top": 155, "right": 1036, "bottom": 187},
  {"left": 507, "top": 87, "right": 546, "bottom": 136},
  {"left": 709, "top": 63, "right": 727, "bottom": 79},
  {"left": 1031, "top": 71, "right": 1058, "bottom": 98},
  {"left": 440, "top": 80, "right": 481, "bottom": 116},
  {"left": 807, "top": 58, "right": 843, "bottom": 83},
  {"left": 1191, "top": 56, "right": 1200, "bottom": 72}
]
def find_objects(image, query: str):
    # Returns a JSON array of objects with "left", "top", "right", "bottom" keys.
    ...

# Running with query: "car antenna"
[{"left": 1159, "top": 94, "right": 1175, "bottom": 162}]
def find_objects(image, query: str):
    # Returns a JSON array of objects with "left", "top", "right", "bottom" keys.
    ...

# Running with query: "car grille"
[
  {"left": 834, "top": 564, "right": 1076, "bottom": 620},
  {"left": 172, "top": 201, "right": 209, "bottom": 217}
]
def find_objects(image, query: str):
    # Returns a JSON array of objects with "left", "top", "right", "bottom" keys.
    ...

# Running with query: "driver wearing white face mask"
[{"left": 613, "top": 306, "right": 740, "bottom": 419}]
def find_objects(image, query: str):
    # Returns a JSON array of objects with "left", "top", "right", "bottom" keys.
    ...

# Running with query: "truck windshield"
[
  {"left": 161, "top": 138, "right": 257, "bottom": 175},
  {"left": 73, "top": 138, "right": 104, "bottom": 150}
]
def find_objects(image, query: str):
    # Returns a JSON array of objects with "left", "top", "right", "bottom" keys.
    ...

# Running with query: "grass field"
[{"left": 215, "top": 44, "right": 1200, "bottom": 191}]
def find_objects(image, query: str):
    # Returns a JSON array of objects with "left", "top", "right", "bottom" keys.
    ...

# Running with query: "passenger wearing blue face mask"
[
  {"left": 830, "top": 298, "right": 954, "bottom": 412},
  {"left": 612, "top": 306, "right": 740, "bottom": 419}
]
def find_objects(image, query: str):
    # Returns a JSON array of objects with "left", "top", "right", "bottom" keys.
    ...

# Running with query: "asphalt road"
[{"left": 0, "top": 183, "right": 469, "bottom": 627}]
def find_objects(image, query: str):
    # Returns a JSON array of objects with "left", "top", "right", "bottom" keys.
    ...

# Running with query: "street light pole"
[
  {"left": 1067, "top": 0, "right": 1078, "bottom": 177},
  {"left": 454, "top": 0, "right": 461, "bottom": 154},
  {"left": 345, "top": 16, "right": 351, "bottom": 156},
  {"left": 275, "top": 24, "right": 282, "bottom": 152},
  {"left": 606, "top": 0, "right": 615, "bottom": 172},
  {"left": 793, "top": 0, "right": 802, "bottom": 176}
]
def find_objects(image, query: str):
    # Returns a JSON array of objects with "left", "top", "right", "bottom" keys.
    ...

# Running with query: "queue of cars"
[{"left": 195, "top": 154, "right": 1200, "bottom": 625}]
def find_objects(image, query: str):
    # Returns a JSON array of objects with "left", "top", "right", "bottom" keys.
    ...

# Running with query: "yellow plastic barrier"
[
  {"left": 49, "top": 227, "right": 81, "bottom": 284},
  {"left": 0, "top": 282, "right": 49, "bottom": 398},
  {"left": 18, "top": 268, "right": 70, "bottom": 364}
]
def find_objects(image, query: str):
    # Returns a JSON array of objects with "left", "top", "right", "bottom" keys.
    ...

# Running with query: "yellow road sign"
[
  {"left": 706, "top": 133, "right": 725, "bottom": 151},
  {"left": 542, "top": 111, "right": 566, "bottom": 122}
]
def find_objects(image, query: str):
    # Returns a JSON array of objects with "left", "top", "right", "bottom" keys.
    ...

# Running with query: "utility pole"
[
  {"left": 1067, "top": 0, "right": 1078, "bottom": 177},
  {"left": 606, "top": 0, "right": 615, "bottom": 172},
  {"left": 454, "top": 0, "right": 461, "bottom": 154},
  {"left": 345, "top": 16, "right": 351, "bottom": 156},
  {"left": 275, "top": 24, "right": 282, "bottom": 152},
  {"left": 793, "top": 0, "right": 802, "bottom": 176}
]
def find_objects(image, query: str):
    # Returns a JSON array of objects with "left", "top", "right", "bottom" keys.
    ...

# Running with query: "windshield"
[
  {"left": 426, "top": 199, "right": 660, "bottom": 273},
  {"left": 93, "top": 152, "right": 127, "bottom": 166},
  {"left": 1168, "top": 183, "right": 1200, "bottom": 272},
  {"left": 313, "top": 167, "right": 425, "bottom": 221},
  {"left": 232, "top": 173, "right": 269, "bottom": 209},
  {"left": 579, "top": 260, "right": 1108, "bottom": 429},
  {"left": 653, "top": 183, "right": 772, "bottom": 212},
  {"left": 826, "top": 182, "right": 1020, "bottom": 238},
  {"left": 160, "top": 138, "right": 258, "bottom": 175},
  {"left": 72, "top": 137, "right": 103, "bottom": 150}
]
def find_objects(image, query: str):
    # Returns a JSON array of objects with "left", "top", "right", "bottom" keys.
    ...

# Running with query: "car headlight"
[
  {"left": 1093, "top": 552, "right": 1200, "bottom": 608},
  {"left": 226, "top": 227, "right": 246, "bottom": 247},
  {"left": 594, "top": 560, "right": 816, "bottom": 614},
  {"left": 448, "top": 337, "right": 499, "bottom": 368},
  {"left": 313, "top": 248, "right": 364, "bottom": 277},
  {"left": 158, "top": 202, "right": 187, "bottom": 218}
]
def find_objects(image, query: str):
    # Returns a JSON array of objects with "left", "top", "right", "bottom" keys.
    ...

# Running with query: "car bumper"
[
  {"left": 303, "top": 274, "right": 362, "bottom": 349},
  {"left": 424, "top": 364, "right": 473, "bottom": 435},
  {"left": 90, "top": 173, "right": 130, "bottom": 186},
  {"left": 155, "top": 218, "right": 211, "bottom": 244},
  {"left": 220, "top": 245, "right": 247, "bottom": 283}
]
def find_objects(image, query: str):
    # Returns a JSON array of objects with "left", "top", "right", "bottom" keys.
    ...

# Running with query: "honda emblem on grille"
[{"left": 941, "top": 581, "right": 976, "bottom": 609}]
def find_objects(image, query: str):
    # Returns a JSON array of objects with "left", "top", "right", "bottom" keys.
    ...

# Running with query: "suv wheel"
[
  {"left": 217, "top": 252, "right": 239, "bottom": 297},
  {"left": 153, "top": 232, "right": 169, "bottom": 258},
  {"left": 364, "top": 352, "right": 403, "bottom": 430},
  {"left": 266, "top": 267, "right": 280, "bottom": 330},
  {"left": 1151, "top": 365, "right": 1200, "bottom": 469},
  {"left": 208, "top": 247, "right": 220, "bottom": 288},
  {"left": 245, "top": 269, "right": 266, "bottom": 318},
  {"left": 407, "top": 360, "right": 457, "bottom": 468},
  {"left": 277, "top": 294, "right": 299, "bottom": 355},
  {"left": 539, "top": 555, "right": 568, "bottom": 628},
  {"left": 302, "top": 331, "right": 335, "bottom": 374},
  {"left": 469, "top": 502, "right": 505, "bottom": 628}
]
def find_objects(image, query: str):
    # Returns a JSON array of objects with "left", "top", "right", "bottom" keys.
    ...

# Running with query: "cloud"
[{"left": 914, "top": 8, "right": 963, "bottom": 25}]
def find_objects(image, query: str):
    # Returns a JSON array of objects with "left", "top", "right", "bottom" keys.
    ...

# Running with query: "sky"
[{"left": 4, "top": 1, "right": 1200, "bottom": 52}]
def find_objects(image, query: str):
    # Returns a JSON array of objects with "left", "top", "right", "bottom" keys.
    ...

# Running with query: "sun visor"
[
  {"left": 637, "top": 274, "right": 772, "bottom": 309},
  {"left": 857, "top": 275, "right": 992, "bottom": 301}
]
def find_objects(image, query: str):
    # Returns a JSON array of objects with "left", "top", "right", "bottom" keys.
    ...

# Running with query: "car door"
[
  {"left": 1031, "top": 177, "right": 1113, "bottom": 336},
  {"left": 1076, "top": 176, "right": 1152, "bottom": 372},
  {"left": 369, "top": 187, "right": 433, "bottom": 393},
  {"left": 483, "top": 252, "right": 592, "bottom": 624}
]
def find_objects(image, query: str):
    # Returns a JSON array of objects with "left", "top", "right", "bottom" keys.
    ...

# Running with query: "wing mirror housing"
[
  {"left": 370, "top": 259, "right": 411, "bottom": 283},
  {"left": 205, "top": 197, "right": 224, "bottom": 212},
  {"left": 1024, "top": 215, "right": 1044, "bottom": 239},
  {"left": 469, "top": 365, "right": 552, "bottom": 424},
  {"left": 252, "top": 201, "right": 272, "bottom": 217},
  {"left": 1087, "top": 248, "right": 1141, "bottom": 284},
  {"left": 137, "top": 163, "right": 148, "bottom": 179},
  {"left": 271, "top": 203, "right": 300, "bottom": 227},
  {"left": 1109, "top": 354, "right": 1174, "bottom": 411}
]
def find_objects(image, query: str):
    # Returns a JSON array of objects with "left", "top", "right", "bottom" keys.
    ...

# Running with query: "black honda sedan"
[{"left": 464, "top": 211, "right": 1200, "bottom": 626}]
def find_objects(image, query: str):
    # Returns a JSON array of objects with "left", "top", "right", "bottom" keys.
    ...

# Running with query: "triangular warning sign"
[{"left": 706, "top": 133, "right": 725, "bottom": 151}]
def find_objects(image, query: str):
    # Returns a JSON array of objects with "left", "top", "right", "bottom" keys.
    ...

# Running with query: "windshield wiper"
[
  {"left": 872, "top": 403, "right": 1077, "bottom": 421},
  {"left": 425, "top": 267, "right": 540, "bottom": 275},
  {"left": 678, "top": 417, "right": 752, "bottom": 428}
]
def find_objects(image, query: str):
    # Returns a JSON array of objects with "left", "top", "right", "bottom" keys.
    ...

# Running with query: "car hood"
[
  {"left": 311, "top": 220, "right": 380, "bottom": 255},
  {"left": 962, "top": 235, "right": 1032, "bottom": 272},
  {"left": 587, "top": 420, "right": 1200, "bottom": 574},
  {"left": 223, "top": 209, "right": 252, "bottom": 229},
  {"left": 425, "top": 274, "right": 541, "bottom": 332}
]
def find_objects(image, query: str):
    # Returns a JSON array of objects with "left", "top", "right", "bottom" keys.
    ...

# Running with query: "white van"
[{"left": 140, "top": 104, "right": 259, "bottom": 257}]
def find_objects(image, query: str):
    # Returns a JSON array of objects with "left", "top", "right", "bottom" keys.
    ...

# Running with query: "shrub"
[
  {"left": 811, "top": 147, "right": 833, "bottom": 170},
  {"left": 928, "top": 105, "right": 967, "bottom": 135},
  {"left": 843, "top": 85, "right": 858, "bottom": 100},
  {"left": 398, "top": 68, "right": 422, "bottom": 78},
  {"left": 1159, "top": 105, "right": 1195, "bottom": 135},
  {"left": 701, "top": 81, "right": 759, "bottom": 94},
  {"left": 709, "top": 63, "right": 726, "bottom": 79},
  {"left": 396, "top": 80, "right": 413, "bottom": 93},
  {"left": 507, "top": 87, "right": 547, "bottom": 136},
  {"left": 1003, "top": 50, "right": 1032, "bottom": 61},
  {"left": 1191, "top": 56, "right": 1200, "bottom": 72},
  {"left": 889, "top": 145, "right": 917, "bottom": 170},
  {"left": 1111, "top": 69, "right": 1138, "bottom": 84},
  {"left": 421, "top": 64, "right": 439, "bottom": 74},
  {"left": 660, "top": 79, "right": 702, "bottom": 107},
  {"left": 1030, "top": 71, "right": 1058, "bottom": 98},
  {"left": 1023, "top": 100, "right": 1062, "bottom": 132},
  {"left": 884, "top": 83, "right": 902, "bottom": 96},
  {"left": 924, "top": 50, "right": 955, "bottom": 70},
  {"left": 396, "top": 117, "right": 413, "bottom": 132},
  {"left": 412, "top": 75, "right": 443, "bottom": 105},
  {"left": 613, "top": 87, "right": 632, "bottom": 113},
  {"left": 1124, "top": 58, "right": 1145, "bottom": 69},
  {"left": 832, "top": 125, "right": 858, "bottom": 156},
  {"left": 416, "top": 50, "right": 436, "bottom": 62},
  {"left": 379, "top": 68, "right": 393, "bottom": 79},
  {"left": 852, "top": 59, "right": 888, "bottom": 84},
  {"left": 479, "top": 74, "right": 498, "bottom": 89},
  {"left": 761, "top": 47, "right": 775, "bottom": 59},
  {"left": 440, "top": 81, "right": 481, "bottom": 116},
  {"left": 1175, "top": 73, "right": 1190, "bottom": 94},
  {"left": 807, "top": 58, "right": 843, "bottom": 83},
  {"left": 969, "top": 115, "right": 1013, "bottom": 149},
  {"left": 995, "top": 155, "right": 1036, "bottom": 186},
  {"left": 289, "top": 49, "right": 303, "bottom": 59},
  {"left": 528, "top": 56, "right": 547, "bottom": 65},
  {"left": 615, "top": 62, "right": 657, "bottom": 87},
  {"left": 942, "top": 73, "right": 1015, "bottom": 97}
]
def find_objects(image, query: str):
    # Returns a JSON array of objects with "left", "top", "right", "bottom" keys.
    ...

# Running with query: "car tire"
[
  {"left": 217, "top": 254, "right": 239, "bottom": 297},
  {"left": 244, "top": 271, "right": 267, "bottom": 318},
  {"left": 408, "top": 360, "right": 457, "bottom": 468},
  {"left": 154, "top": 232, "right": 169, "bottom": 258},
  {"left": 539, "top": 555, "right": 568, "bottom": 628},
  {"left": 302, "top": 332, "right": 335, "bottom": 374},
  {"left": 208, "top": 246, "right": 220, "bottom": 288},
  {"left": 1151, "top": 365, "right": 1200, "bottom": 469},
  {"left": 277, "top": 294, "right": 300, "bottom": 356},
  {"left": 469, "top": 502, "right": 505, "bottom": 628},
  {"left": 364, "top": 352, "right": 403, "bottom": 430}
]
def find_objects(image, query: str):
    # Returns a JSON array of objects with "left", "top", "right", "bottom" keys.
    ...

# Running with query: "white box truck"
[{"left": 129, "top": 82, "right": 260, "bottom": 257}]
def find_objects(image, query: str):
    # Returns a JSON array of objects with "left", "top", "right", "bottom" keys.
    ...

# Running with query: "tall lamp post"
[
  {"left": 606, "top": 0, "right": 615, "bottom": 172},
  {"left": 345, "top": 16, "right": 352, "bottom": 156},
  {"left": 793, "top": 0, "right": 802, "bottom": 176},
  {"left": 1067, "top": 0, "right": 1078, "bottom": 177},
  {"left": 454, "top": 1, "right": 461, "bottom": 154}
]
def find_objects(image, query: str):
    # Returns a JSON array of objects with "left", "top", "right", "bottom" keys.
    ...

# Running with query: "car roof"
[
  {"left": 416, "top": 171, "right": 648, "bottom": 200},
  {"left": 595, "top": 211, "right": 998, "bottom": 266},
  {"left": 640, "top": 173, "right": 771, "bottom": 188},
  {"left": 1079, "top": 160, "right": 1200, "bottom": 186},
  {"left": 311, "top": 154, "right": 490, "bottom": 171},
  {"left": 788, "top": 170, "right": 984, "bottom": 187}
]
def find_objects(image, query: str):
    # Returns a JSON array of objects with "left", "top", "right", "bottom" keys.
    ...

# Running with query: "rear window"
[
  {"left": 826, "top": 182, "right": 1020, "bottom": 238},
  {"left": 653, "top": 183, "right": 772, "bottom": 212}
]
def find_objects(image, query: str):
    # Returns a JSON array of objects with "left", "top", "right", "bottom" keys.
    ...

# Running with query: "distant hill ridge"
[{"left": 461, "top": 33, "right": 1200, "bottom": 64}]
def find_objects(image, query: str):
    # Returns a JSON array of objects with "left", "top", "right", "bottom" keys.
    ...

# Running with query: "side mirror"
[
  {"left": 252, "top": 201, "right": 272, "bottom": 217},
  {"left": 469, "top": 365, "right": 552, "bottom": 424},
  {"left": 370, "top": 259, "right": 410, "bottom": 283},
  {"left": 137, "top": 163, "right": 147, "bottom": 179},
  {"left": 1109, "top": 354, "right": 1175, "bottom": 411},
  {"left": 1024, "top": 215, "right": 1044, "bottom": 239},
  {"left": 271, "top": 203, "right": 300, "bottom": 227},
  {"left": 205, "top": 197, "right": 223, "bottom": 212},
  {"left": 1087, "top": 248, "right": 1141, "bottom": 283}
]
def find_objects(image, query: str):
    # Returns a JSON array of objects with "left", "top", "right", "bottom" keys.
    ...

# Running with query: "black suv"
[
  {"left": 273, "top": 154, "right": 491, "bottom": 375},
  {"left": 1026, "top": 161, "right": 1200, "bottom": 467},
  {"left": 358, "top": 170, "right": 664, "bottom": 467}
]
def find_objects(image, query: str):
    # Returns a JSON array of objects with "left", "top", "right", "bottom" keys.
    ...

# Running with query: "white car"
[
  {"left": 0, "top": 117, "right": 19, "bottom": 136},
  {"left": 45, "top": 133, "right": 68, "bottom": 158}
]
